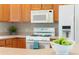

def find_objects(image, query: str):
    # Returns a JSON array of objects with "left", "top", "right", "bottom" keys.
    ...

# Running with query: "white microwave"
[{"left": 31, "top": 10, "right": 53, "bottom": 23}]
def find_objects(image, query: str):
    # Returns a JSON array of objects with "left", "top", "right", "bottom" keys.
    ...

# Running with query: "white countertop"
[
  {"left": 0, "top": 35, "right": 58, "bottom": 40},
  {"left": 0, "top": 35, "right": 26, "bottom": 39}
]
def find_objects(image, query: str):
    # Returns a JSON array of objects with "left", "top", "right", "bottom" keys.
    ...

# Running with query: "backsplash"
[
  {"left": 0, "top": 22, "right": 58, "bottom": 36},
  {"left": 0, "top": 23, "right": 12, "bottom": 35},
  {"left": 16, "top": 23, "right": 55, "bottom": 35}
]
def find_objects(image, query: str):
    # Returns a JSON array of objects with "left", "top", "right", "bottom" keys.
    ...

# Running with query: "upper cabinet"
[
  {"left": 42, "top": 4, "right": 53, "bottom": 10},
  {"left": 31, "top": 4, "right": 41, "bottom": 10},
  {"left": 0, "top": 5, "right": 3, "bottom": 21},
  {"left": 53, "top": 4, "right": 59, "bottom": 22},
  {"left": 31, "top": 4, "right": 53, "bottom": 10},
  {"left": 10, "top": 4, "right": 21, "bottom": 22},
  {"left": 0, "top": 4, "right": 61, "bottom": 22},
  {"left": 0, "top": 4, "right": 10, "bottom": 22},
  {"left": 3, "top": 4, "right": 10, "bottom": 22},
  {"left": 21, "top": 4, "right": 31, "bottom": 22}
]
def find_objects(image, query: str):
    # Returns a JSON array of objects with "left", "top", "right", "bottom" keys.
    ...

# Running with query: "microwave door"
[{"left": 31, "top": 13, "right": 48, "bottom": 23}]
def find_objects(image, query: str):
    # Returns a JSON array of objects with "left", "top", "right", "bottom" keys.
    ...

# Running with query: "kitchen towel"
[{"left": 33, "top": 40, "right": 39, "bottom": 49}]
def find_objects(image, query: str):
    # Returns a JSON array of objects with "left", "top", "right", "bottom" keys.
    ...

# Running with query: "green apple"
[
  {"left": 53, "top": 40, "right": 60, "bottom": 44},
  {"left": 61, "top": 40, "right": 68, "bottom": 45},
  {"left": 60, "top": 40, "right": 72, "bottom": 45},
  {"left": 53, "top": 37, "right": 73, "bottom": 46}
]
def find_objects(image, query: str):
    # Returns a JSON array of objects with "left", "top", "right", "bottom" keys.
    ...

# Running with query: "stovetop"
[{"left": 31, "top": 34, "right": 51, "bottom": 37}]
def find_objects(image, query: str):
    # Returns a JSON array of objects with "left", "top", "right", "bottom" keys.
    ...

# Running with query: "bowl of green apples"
[{"left": 50, "top": 37, "right": 75, "bottom": 55}]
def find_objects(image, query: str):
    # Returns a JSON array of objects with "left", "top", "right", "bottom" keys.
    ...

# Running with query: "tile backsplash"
[
  {"left": 0, "top": 23, "right": 11, "bottom": 35},
  {"left": 0, "top": 22, "right": 58, "bottom": 36},
  {"left": 16, "top": 23, "right": 55, "bottom": 35}
]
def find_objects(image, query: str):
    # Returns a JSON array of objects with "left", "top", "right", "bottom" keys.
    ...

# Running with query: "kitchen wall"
[
  {"left": 0, "top": 22, "right": 58, "bottom": 36},
  {"left": 16, "top": 23, "right": 57, "bottom": 35},
  {"left": 0, "top": 23, "right": 12, "bottom": 35}
]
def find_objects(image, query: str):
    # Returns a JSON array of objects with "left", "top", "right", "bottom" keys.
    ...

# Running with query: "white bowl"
[{"left": 50, "top": 40, "right": 75, "bottom": 55}]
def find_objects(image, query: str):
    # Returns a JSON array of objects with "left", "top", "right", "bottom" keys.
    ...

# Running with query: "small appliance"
[{"left": 31, "top": 10, "right": 53, "bottom": 23}]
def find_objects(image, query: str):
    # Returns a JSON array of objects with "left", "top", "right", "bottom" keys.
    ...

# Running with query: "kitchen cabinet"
[
  {"left": 0, "top": 5, "right": 3, "bottom": 21},
  {"left": 31, "top": 4, "right": 42, "bottom": 10},
  {"left": 0, "top": 40, "right": 5, "bottom": 47},
  {"left": 0, "top": 4, "right": 22, "bottom": 22},
  {"left": 12, "top": 38, "right": 18, "bottom": 48},
  {"left": 5, "top": 39, "right": 13, "bottom": 47},
  {"left": 0, "top": 4, "right": 10, "bottom": 22},
  {"left": 10, "top": 4, "right": 21, "bottom": 22},
  {"left": 21, "top": 4, "right": 31, "bottom": 22},
  {"left": 0, "top": 38, "right": 26, "bottom": 48},
  {"left": 31, "top": 4, "right": 53, "bottom": 10},
  {"left": 2, "top": 4, "right": 10, "bottom": 22},
  {"left": 0, "top": 4, "right": 62, "bottom": 22},
  {"left": 53, "top": 4, "right": 59, "bottom": 22},
  {"left": 53, "top": 4, "right": 63, "bottom": 22},
  {"left": 17, "top": 38, "right": 26, "bottom": 48},
  {"left": 42, "top": 4, "right": 53, "bottom": 10}
]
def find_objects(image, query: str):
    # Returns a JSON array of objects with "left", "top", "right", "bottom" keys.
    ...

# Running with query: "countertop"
[
  {"left": 0, "top": 35, "right": 26, "bottom": 39},
  {"left": 0, "top": 42, "right": 79, "bottom": 55},
  {"left": 0, "top": 35, "right": 58, "bottom": 40}
]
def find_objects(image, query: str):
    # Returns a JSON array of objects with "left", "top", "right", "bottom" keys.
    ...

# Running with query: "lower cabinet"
[
  {"left": 5, "top": 39, "right": 13, "bottom": 47},
  {"left": 17, "top": 38, "right": 26, "bottom": 48},
  {"left": 12, "top": 38, "right": 18, "bottom": 48},
  {"left": 0, "top": 40, "right": 5, "bottom": 47},
  {"left": 0, "top": 38, "right": 26, "bottom": 48}
]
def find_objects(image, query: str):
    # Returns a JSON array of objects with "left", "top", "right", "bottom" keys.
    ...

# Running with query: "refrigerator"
[
  {"left": 59, "top": 5, "right": 79, "bottom": 41},
  {"left": 75, "top": 5, "right": 79, "bottom": 41}
]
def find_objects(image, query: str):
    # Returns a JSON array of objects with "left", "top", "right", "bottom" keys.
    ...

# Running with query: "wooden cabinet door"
[
  {"left": 0, "top": 5, "right": 3, "bottom": 21},
  {"left": 10, "top": 4, "right": 21, "bottom": 22},
  {"left": 2, "top": 4, "right": 10, "bottom": 22},
  {"left": 12, "top": 38, "right": 18, "bottom": 48},
  {"left": 31, "top": 4, "right": 41, "bottom": 10},
  {"left": 0, "top": 40, "right": 5, "bottom": 47},
  {"left": 42, "top": 4, "right": 53, "bottom": 10},
  {"left": 21, "top": 4, "right": 31, "bottom": 22},
  {"left": 17, "top": 38, "right": 26, "bottom": 48},
  {"left": 4, "top": 38, "right": 26, "bottom": 48},
  {"left": 53, "top": 4, "right": 59, "bottom": 22},
  {"left": 5, "top": 39, "right": 13, "bottom": 47},
  {"left": 0, "top": 4, "right": 10, "bottom": 22}
]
